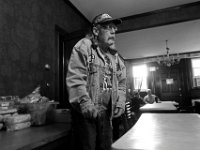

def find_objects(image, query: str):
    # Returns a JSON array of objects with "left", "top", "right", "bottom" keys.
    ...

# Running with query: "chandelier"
[{"left": 157, "top": 40, "right": 181, "bottom": 67}]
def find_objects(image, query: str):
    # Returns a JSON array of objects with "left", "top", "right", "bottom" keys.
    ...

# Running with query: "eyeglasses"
[{"left": 100, "top": 24, "right": 118, "bottom": 32}]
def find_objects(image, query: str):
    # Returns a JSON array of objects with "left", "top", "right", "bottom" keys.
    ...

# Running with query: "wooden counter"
[
  {"left": 0, "top": 123, "right": 71, "bottom": 150},
  {"left": 139, "top": 101, "right": 178, "bottom": 113},
  {"left": 112, "top": 113, "right": 200, "bottom": 150}
]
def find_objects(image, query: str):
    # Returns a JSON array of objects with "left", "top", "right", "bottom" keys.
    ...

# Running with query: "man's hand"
[
  {"left": 113, "top": 107, "right": 124, "bottom": 118},
  {"left": 81, "top": 104, "right": 98, "bottom": 119}
]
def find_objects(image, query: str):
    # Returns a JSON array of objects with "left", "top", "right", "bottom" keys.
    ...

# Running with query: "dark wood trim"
[
  {"left": 125, "top": 50, "right": 200, "bottom": 64},
  {"left": 117, "top": 1, "right": 200, "bottom": 33},
  {"left": 63, "top": 0, "right": 91, "bottom": 25},
  {"left": 64, "top": 29, "right": 88, "bottom": 41},
  {"left": 62, "top": 0, "right": 91, "bottom": 40},
  {"left": 65, "top": 1, "right": 200, "bottom": 37},
  {"left": 55, "top": 25, "right": 68, "bottom": 36},
  {"left": 54, "top": 25, "right": 66, "bottom": 103}
]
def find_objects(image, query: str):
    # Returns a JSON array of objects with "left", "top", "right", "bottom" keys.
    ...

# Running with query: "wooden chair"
[{"left": 121, "top": 101, "right": 135, "bottom": 132}]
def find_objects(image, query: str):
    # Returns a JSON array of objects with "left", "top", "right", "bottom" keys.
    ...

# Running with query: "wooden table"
[
  {"left": 139, "top": 101, "right": 178, "bottom": 113},
  {"left": 0, "top": 123, "right": 71, "bottom": 150},
  {"left": 112, "top": 113, "right": 200, "bottom": 150}
]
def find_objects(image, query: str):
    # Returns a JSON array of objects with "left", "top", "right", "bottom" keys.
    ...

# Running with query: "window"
[
  {"left": 132, "top": 64, "right": 148, "bottom": 90},
  {"left": 191, "top": 58, "right": 200, "bottom": 87}
]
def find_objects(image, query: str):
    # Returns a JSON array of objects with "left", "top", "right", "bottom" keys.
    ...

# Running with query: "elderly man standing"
[{"left": 66, "top": 13, "right": 126, "bottom": 150}]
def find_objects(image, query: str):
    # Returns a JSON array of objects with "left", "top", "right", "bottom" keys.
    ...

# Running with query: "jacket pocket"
[{"left": 88, "top": 63, "right": 97, "bottom": 74}]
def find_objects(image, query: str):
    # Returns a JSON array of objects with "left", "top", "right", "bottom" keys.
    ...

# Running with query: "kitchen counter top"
[{"left": 0, "top": 123, "right": 71, "bottom": 150}]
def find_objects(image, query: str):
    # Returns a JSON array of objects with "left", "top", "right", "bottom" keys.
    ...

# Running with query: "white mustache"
[{"left": 108, "top": 37, "right": 115, "bottom": 41}]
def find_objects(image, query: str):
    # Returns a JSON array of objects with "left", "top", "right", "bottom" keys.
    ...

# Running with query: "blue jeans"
[{"left": 71, "top": 109, "right": 112, "bottom": 150}]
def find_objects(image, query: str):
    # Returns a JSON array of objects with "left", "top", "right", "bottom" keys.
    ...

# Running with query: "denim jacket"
[{"left": 66, "top": 37, "right": 126, "bottom": 118}]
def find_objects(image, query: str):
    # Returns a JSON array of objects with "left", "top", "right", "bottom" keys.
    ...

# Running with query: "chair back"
[{"left": 121, "top": 101, "right": 135, "bottom": 132}]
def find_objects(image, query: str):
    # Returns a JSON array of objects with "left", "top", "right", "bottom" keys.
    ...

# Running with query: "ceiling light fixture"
[{"left": 157, "top": 40, "right": 181, "bottom": 67}]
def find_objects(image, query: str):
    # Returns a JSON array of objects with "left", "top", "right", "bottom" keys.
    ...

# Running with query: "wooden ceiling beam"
[
  {"left": 117, "top": 1, "right": 200, "bottom": 33},
  {"left": 65, "top": 1, "right": 200, "bottom": 38}
]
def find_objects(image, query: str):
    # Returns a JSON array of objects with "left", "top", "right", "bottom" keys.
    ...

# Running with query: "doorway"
[
  {"left": 55, "top": 26, "right": 82, "bottom": 108},
  {"left": 158, "top": 66, "right": 182, "bottom": 103}
]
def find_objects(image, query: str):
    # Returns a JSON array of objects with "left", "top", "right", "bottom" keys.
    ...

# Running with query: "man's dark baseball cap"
[{"left": 92, "top": 13, "right": 122, "bottom": 26}]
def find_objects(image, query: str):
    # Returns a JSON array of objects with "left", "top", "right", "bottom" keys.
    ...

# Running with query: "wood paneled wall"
[{"left": 125, "top": 57, "right": 200, "bottom": 106}]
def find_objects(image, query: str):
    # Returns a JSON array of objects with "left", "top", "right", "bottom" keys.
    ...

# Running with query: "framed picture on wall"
[{"left": 166, "top": 78, "right": 174, "bottom": 85}]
